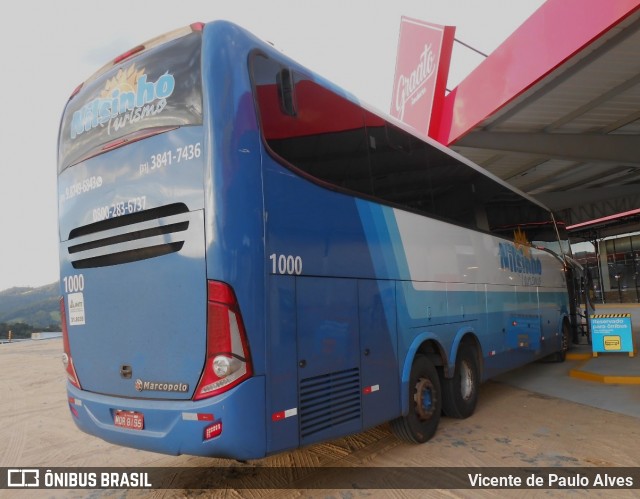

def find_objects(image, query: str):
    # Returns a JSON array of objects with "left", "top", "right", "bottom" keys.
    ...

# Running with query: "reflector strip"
[
  {"left": 182, "top": 412, "right": 214, "bottom": 421},
  {"left": 204, "top": 422, "right": 222, "bottom": 440},
  {"left": 68, "top": 397, "right": 82, "bottom": 406},
  {"left": 489, "top": 350, "right": 496, "bottom": 356},
  {"left": 363, "top": 384, "right": 380, "bottom": 394},
  {"left": 272, "top": 408, "right": 298, "bottom": 421}
]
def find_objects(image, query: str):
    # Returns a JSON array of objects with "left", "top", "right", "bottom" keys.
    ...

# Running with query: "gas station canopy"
[{"left": 437, "top": 0, "right": 640, "bottom": 236}]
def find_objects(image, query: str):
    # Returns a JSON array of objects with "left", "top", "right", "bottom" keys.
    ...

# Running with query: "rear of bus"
[{"left": 57, "top": 22, "right": 266, "bottom": 459}]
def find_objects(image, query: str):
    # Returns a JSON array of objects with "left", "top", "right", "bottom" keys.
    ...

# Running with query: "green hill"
[{"left": 0, "top": 282, "right": 60, "bottom": 328}]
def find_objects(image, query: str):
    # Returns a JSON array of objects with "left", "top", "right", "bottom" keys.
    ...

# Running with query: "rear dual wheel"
[
  {"left": 390, "top": 355, "right": 442, "bottom": 443},
  {"left": 442, "top": 344, "right": 479, "bottom": 419}
]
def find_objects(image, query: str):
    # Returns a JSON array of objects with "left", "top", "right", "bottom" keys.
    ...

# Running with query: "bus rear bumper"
[{"left": 66, "top": 376, "right": 266, "bottom": 460}]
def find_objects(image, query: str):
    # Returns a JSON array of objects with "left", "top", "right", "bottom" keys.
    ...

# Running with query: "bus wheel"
[
  {"left": 554, "top": 321, "right": 572, "bottom": 362},
  {"left": 442, "top": 344, "right": 479, "bottom": 419},
  {"left": 390, "top": 355, "right": 441, "bottom": 443}
]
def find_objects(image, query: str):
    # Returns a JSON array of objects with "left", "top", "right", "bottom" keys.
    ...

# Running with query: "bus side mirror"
[{"left": 276, "top": 69, "right": 297, "bottom": 117}]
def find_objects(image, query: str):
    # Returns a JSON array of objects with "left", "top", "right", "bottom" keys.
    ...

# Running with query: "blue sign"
[{"left": 590, "top": 314, "right": 634, "bottom": 356}]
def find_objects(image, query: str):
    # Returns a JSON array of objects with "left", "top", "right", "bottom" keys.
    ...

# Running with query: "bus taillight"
[
  {"left": 60, "top": 297, "right": 82, "bottom": 389},
  {"left": 193, "top": 281, "right": 253, "bottom": 400},
  {"left": 113, "top": 45, "right": 145, "bottom": 64},
  {"left": 69, "top": 83, "right": 83, "bottom": 99}
]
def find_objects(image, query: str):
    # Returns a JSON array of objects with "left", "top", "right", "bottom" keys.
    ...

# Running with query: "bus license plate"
[{"left": 114, "top": 410, "right": 144, "bottom": 430}]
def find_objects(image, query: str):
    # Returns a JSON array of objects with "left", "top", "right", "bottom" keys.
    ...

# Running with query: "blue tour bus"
[{"left": 57, "top": 21, "right": 575, "bottom": 459}]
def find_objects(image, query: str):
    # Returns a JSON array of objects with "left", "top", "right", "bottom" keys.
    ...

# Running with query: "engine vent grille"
[
  {"left": 68, "top": 203, "right": 189, "bottom": 239},
  {"left": 67, "top": 203, "right": 190, "bottom": 269},
  {"left": 299, "top": 367, "right": 361, "bottom": 439},
  {"left": 70, "top": 242, "right": 184, "bottom": 269}
]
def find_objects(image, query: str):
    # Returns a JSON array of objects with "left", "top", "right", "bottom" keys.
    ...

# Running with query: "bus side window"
[
  {"left": 366, "top": 115, "right": 434, "bottom": 215},
  {"left": 252, "top": 52, "right": 372, "bottom": 196},
  {"left": 251, "top": 52, "right": 559, "bottom": 249},
  {"left": 423, "top": 147, "right": 477, "bottom": 229},
  {"left": 479, "top": 174, "right": 559, "bottom": 250}
]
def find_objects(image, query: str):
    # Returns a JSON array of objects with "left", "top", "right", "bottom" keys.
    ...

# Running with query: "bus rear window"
[{"left": 58, "top": 32, "right": 203, "bottom": 172}]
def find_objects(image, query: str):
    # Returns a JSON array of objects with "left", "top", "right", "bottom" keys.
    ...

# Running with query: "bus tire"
[
  {"left": 390, "top": 355, "right": 441, "bottom": 443},
  {"left": 442, "top": 344, "right": 479, "bottom": 419},
  {"left": 554, "top": 320, "right": 572, "bottom": 362}
]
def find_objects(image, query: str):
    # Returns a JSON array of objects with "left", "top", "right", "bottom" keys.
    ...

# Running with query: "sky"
[{"left": 0, "top": 0, "right": 545, "bottom": 292}]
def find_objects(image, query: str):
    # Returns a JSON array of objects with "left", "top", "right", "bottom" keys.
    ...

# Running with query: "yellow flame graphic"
[
  {"left": 100, "top": 64, "right": 146, "bottom": 98},
  {"left": 513, "top": 227, "right": 531, "bottom": 257}
]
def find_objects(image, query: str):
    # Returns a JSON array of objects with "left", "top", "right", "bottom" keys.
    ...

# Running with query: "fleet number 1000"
[
  {"left": 269, "top": 254, "right": 302, "bottom": 275},
  {"left": 63, "top": 274, "right": 85, "bottom": 293}
]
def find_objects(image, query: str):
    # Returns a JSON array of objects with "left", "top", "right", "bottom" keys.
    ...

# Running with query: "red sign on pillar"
[{"left": 390, "top": 17, "right": 455, "bottom": 140}]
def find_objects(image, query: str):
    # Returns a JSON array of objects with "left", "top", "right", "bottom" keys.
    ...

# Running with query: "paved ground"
[
  {"left": 494, "top": 346, "right": 640, "bottom": 419},
  {"left": 2, "top": 337, "right": 640, "bottom": 498}
]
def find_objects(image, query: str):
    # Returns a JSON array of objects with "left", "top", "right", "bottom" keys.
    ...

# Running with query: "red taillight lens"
[
  {"left": 60, "top": 297, "right": 82, "bottom": 389},
  {"left": 193, "top": 281, "right": 253, "bottom": 400},
  {"left": 69, "top": 83, "right": 83, "bottom": 99},
  {"left": 113, "top": 45, "right": 144, "bottom": 64}
]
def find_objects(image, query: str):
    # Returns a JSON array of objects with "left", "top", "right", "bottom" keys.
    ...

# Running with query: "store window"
[
  {"left": 573, "top": 233, "right": 640, "bottom": 304},
  {"left": 605, "top": 235, "right": 640, "bottom": 303}
]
